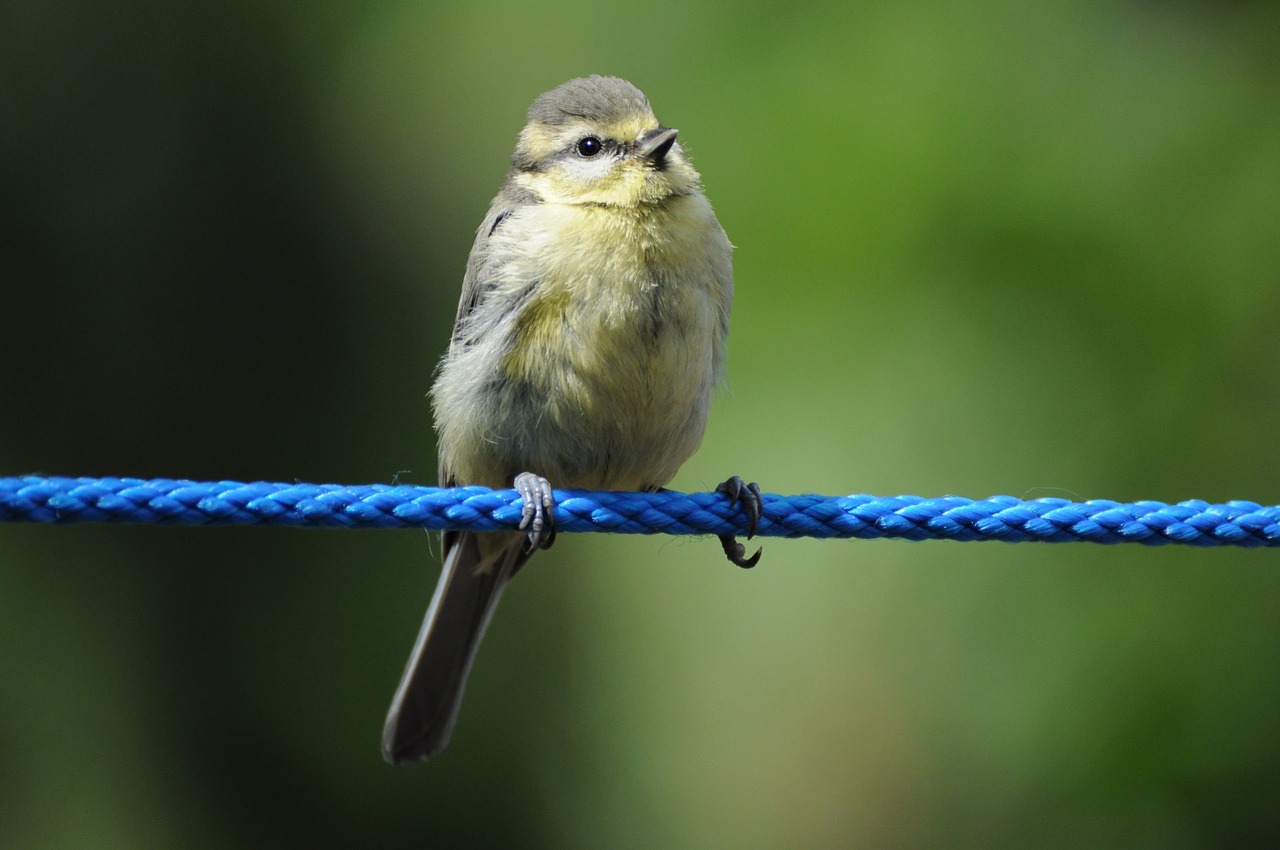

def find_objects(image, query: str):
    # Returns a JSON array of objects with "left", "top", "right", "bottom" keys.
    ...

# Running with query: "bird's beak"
[{"left": 636, "top": 127, "right": 678, "bottom": 164}]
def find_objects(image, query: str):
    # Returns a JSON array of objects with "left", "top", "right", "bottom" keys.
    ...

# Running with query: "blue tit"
[{"left": 382, "top": 76, "right": 761, "bottom": 765}]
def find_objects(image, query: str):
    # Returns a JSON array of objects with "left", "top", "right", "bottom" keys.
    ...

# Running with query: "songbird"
[{"left": 382, "top": 76, "right": 761, "bottom": 765}]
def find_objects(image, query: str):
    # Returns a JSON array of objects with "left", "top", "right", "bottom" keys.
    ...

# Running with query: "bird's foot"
[
  {"left": 715, "top": 476, "right": 763, "bottom": 569},
  {"left": 514, "top": 472, "right": 557, "bottom": 553}
]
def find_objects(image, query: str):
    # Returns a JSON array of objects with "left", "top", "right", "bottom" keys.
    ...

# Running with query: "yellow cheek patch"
[
  {"left": 515, "top": 159, "right": 699, "bottom": 207},
  {"left": 538, "top": 167, "right": 634, "bottom": 206}
]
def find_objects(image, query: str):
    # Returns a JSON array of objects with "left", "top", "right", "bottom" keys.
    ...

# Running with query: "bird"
[{"left": 381, "top": 75, "right": 761, "bottom": 765}]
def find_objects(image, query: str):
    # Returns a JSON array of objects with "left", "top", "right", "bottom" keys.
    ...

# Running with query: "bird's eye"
[{"left": 576, "top": 136, "right": 603, "bottom": 157}]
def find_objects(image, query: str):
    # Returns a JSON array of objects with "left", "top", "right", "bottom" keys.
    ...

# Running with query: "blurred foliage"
[{"left": 2, "top": 0, "right": 1279, "bottom": 847}]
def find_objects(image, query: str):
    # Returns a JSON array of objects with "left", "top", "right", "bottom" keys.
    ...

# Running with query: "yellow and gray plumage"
[{"left": 382, "top": 76, "right": 759, "bottom": 765}]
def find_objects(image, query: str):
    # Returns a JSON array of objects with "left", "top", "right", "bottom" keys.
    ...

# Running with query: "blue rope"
[{"left": 2, "top": 475, "right": 1277, "bottom": 546}]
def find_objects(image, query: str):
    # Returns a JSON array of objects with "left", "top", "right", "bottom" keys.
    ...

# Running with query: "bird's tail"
[{"left": 381, "top": 530, "right": 525, "bottom": 765}]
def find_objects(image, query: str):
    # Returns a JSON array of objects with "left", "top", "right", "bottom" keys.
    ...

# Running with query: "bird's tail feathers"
[{"left": 381, "top": 531, "right": 525, "bottom": 765}]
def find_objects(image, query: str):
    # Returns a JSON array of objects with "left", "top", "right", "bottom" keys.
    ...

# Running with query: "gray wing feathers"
[{"left": 450, "top": 179, "right": 540, "bottom": 349}]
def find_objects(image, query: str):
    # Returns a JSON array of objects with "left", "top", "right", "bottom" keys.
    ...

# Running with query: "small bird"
[{"left": 381, "top": 76, "right": 761, "bottom": 765}]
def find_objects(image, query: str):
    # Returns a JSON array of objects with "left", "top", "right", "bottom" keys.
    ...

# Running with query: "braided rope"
[{"left": 2, "top": 475, "right": 1277, "bottom": 546}]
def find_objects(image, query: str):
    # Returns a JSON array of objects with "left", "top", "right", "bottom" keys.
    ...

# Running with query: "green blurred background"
[{"left": 3, "top": 0, "right": 1279, "bottom": 847}]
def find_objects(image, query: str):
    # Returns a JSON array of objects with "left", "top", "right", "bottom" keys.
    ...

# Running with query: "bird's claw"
[
  {"left": 719, "top": 533, "right": 762, "bottom": 569},
  {"left": 514, "top": 472, "right": 556, "bottom": 553},
  {"left": 715, "top": 476, "right": 763, "bottom": 569}
]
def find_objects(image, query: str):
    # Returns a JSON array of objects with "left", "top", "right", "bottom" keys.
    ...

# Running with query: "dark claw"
[
  {"left": 719, "top": 533, "right": 762, "bottom": 568},
  {"left": 716, "top": 476, "right": 762, "bottom": 537},
  {"left": 715, "top": 476, "right": 763, "bottom": 568},
  {"left": 514, "top": 472, "right": 556, "bottom": 552}
]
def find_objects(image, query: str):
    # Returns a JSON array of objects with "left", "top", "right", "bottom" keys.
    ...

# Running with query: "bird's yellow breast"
[{"left": 488, "top": 193, "right": 730, "bottom": 489}]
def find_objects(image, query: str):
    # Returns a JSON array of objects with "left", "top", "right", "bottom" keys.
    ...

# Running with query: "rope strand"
[{"left": 2, "top": 475, "right": 1277, "bottom": 547}]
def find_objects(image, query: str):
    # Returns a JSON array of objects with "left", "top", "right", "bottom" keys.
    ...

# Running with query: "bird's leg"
[
  {"left": 514, "top": 472, "right": 557, "bottom": 553},
  {"left": 715, "top": 476, "right": 763, "bottom": 569}
]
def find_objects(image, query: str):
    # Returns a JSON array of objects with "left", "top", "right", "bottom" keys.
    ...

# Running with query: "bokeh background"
[{"left": 3, "top": 0, "right": 1279, "bottom": 847}]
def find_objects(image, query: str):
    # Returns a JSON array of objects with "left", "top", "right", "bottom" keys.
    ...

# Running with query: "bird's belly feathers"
[{"left": 435, "top": 196, "right": 732, "bottom": 491}]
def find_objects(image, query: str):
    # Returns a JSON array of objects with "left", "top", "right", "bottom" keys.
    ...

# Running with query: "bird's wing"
[{"left": 449, "top": 178, "right": 540, "bottom": 351}]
